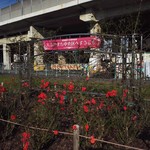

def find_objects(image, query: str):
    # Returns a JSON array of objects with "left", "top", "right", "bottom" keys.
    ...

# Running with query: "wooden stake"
[{"left": 73, "top": 125, "right": 79, "bottom": 150}]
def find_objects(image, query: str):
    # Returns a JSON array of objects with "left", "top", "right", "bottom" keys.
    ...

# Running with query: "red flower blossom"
[
  {"left": 41, "top": 79, "right": 45, "bottom": 83},
  {"left": 59, "top": 94, "right": 64, "bottom": 101},
  {"left": 106, "top": 90, "right": 117, "bottom": 98},
  {"left": 10, "top": 115, "right": 16, "bottom": 121},
  {"left": 123, "top": 89, "right": 128, "bottom": 97},
  {"left": 63, "top": 84, "right": 66, "bottom": 88},
  {"left": 82, "top": 87, "right": 86, "bottom": 92},
  {"left": 53, "top": 130, "right": 59, "bottom": 135},
  {"left": 91, "top": 98, "right": 96, "bottom": 105},
  {"left": 54, "top": 82, "right": 57, "bottom": 86},
  {"left": 0, "top": 85, "right": 6, "bottom": 93},
  {"left": 86, "top": 76, "right": 89, "bottom": 81},
  {"left": 38, "top": 92, "right": 47, "bottom": 100},
  {"left": 61, "top": 107, "right": 65, "bottom": 111},
  {"left": 22, "top": 132, "right": 30, "bottom": 139},
  {"left": 55, "top": 92, "right": 59, "bottom": 98},
  {"left": 23, "top": 141, "right": 29, "bottom": 150},
  {"left": 68, "top": 82, "right": 74, "bottom": 92},
  {"left": 62, "top": 90, "right": 66, "bottom": 95},
  {"left": 41, "top": 101, "right": 45, "bottom": 105},
  {"left": 38, "top": 92, "right": 47, "bottom": 104},
  {"left": 22, "top": 132, "right": 30, "bottom": 150},
  {"left": 22, "top": 132, "right": 30, "bottom": 143},
  {"left": 107, "top": 105, "right": 111, "bottom": 111},
  {"left": 132, "top": 115, "right": 137, "bottom": 121},
  {"left": 22, "top": 82, "right": 29, "bottom": 87},
  {"left": 90, "top": 136, "right": 96, "bottom": 144},
  {"left": 59, "top": 100, "right": 64, "bottom": 105},
  {"left": 85, "top": 100, "right": 91, "bottom": 105},
  {"left": 83, "top": 105, "right": 89, "bottom": 113},
  {"left": 74, "top": 98, "right": 77, "bottom": 103},
  {"left": 72, "top": 125, "right": 77, "bottom": 130},
  {"left": 123, "top": 106, "right": 127, "bottom": 111},
  {"left": 98, "top": 101, "right": 104, "bottom": 109},
  {"left": 40, "top": 81, "right": 50, "bottom": 89},
  {"left": 85, "top": 124, "right": 89, "bottom": 132}
]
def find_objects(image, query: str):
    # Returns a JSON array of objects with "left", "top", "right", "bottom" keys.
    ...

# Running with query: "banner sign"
[
  {"left": 51, "top": 64, "right": 83, "bottom": 70},
  {"left": 43, "top": 36, "right": 101, "bottom": 50}
]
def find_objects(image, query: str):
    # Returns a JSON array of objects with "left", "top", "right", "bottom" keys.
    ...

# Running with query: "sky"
[{"left": 0, "top": 0, "right": 17, "bottom": 9}]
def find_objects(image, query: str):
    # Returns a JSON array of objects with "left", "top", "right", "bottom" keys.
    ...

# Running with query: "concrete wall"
[{"left": 0, "top": 0, "right": 89, "bottom": 23}]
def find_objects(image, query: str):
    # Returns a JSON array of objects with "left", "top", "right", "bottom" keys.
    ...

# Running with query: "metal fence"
[{"left": 0, "top": 33, "right": 147, "bottom": 82}]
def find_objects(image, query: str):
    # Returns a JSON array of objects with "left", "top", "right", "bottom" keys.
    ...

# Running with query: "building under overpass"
[{"left": 0, "top": 0, "right": 150, "bottom": 73}]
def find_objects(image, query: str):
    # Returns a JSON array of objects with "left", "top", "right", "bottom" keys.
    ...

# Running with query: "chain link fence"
[{"left": 0, "top": 33, "right": 146, "bottom": 99}]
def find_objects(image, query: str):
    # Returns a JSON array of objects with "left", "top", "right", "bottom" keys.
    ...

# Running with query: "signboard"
[
  {"left": 51, "top": 64, "right": 83, "bottom": 70},
  {"left": 43, "top": 36, "right": 101, "bottom": 50}
]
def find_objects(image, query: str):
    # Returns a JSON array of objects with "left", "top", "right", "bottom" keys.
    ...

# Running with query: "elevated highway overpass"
[{"left": 0, "top": 0, "right": 150, "bottom": 37}]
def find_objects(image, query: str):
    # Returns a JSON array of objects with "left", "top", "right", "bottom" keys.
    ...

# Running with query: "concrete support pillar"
[
  {"left": 3, "top": 44, "right": 11, "bottom": 70},
  {"left": 28, "top": 26, "right": 45, "bottom": 71},
  {"left": 80, "top": 12, "right": 101, "bottom": 77},
  {"left": 90, "top": 23, "right": 101, "bottom": 34}
]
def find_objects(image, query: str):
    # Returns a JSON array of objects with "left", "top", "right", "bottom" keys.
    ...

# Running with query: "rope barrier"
[{"left": 0, "top": 118, "right": 145, "bottom": 150}]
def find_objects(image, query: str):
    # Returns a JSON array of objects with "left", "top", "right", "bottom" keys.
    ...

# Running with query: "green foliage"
[{"left": 0, "top": 76, "right": 149, "bottom": 149}]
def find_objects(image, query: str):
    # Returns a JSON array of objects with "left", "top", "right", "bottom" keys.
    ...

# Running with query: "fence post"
[
  {"left": 1, "top": 82, "right": 3, "bottom": 98},
  {"left": 73, "top": 125, "right": 79, "bottom": 150}
]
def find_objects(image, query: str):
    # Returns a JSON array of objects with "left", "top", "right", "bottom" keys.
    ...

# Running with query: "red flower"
[
  {"left": 53, "top": 130, "right": 59, "bottom": 135},
  {"left": 106, "top": 90, "right": 117, "bottom": 98},
  {"left": 91, "top": 98, "right": 96, "bottom": 105},
  {"left": 54, "top": 82, "right": 57, "bottom": 85},
  {"left": 61, "top": 107, "right": 65, "bottom": 111},
  {"left": 85, "top": 124, "right": 89, "bottom": 132},
  {"left": 68, "top": 82, "right": 74, "bottom": 92},
  {"left": 98, "top": 101, "right": 104, "bottom": 109},
  {"left": 72, "top": 125, "right": 77, "bottom": 130},
  {"left": 90, "top": 136, "right": 96, "bottom": 144},
  {"left": 107, "top": 105, "right": 111, "bottom": 111},
  {"left": 10, "top": 115, "right": 16, "bottom": 121},
  {"left": 22, "top": 82, "right": 29, "bottom": 87},
  {"left": 23, "top": 141, "right": 29, "bottom": 150},
  {"left": 22, "top": 132, "right": 30, "bottom": 143},
  {"left": 74, "top": 98, "right": 77, "bottom": 103},
  {"left": 55, "top": 92, "right": 59, "bottom": 98},
  {"left": 59, "top": 100, "right": 64, "bottom": 105},
  {"left": 82, "top": 87, "right": 86, "bottom": 92},
  {"left": 132, "top": 115, "right": 137, "bottom": 121},
  {"left": 123, "top": 106, "right": 127, "bottom": 111},
  {"left": 86, "top": 76, "right": 89, "bottom": 81},
  {"left": 41, "top": 81, "right": 50, "bottom": 89},
  {"left": 63, "top": 84, "right": 66, "bottom": 88},
  {"left": 83, "top": 105, "right": 89, "bottom": 113},
  {"left": 22, "top": 132, "right": 30, "bottom": 139},
  {"left": 123, "top": 89, "right": 128, "bottom": 97},
  {"left": 41, "top": 101, "right": 45, "bottom": 105},
  {"left": 0, "top": 85, "right": 6, "bottom": 93},
  {"left": 85, "top": 100, "right": 91, "bottom": 105},
  {"left": 41, "top": 79, "right": 45, "bottom": 83},
  {"left": 59, "top": 94, "right": 64, "bottom": 101},
  {"left": 62, "top": 90, "right": 66, "bottom": 95},
  {"left": 38, "top": 92, "right": 47, "bottom": 100}
]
